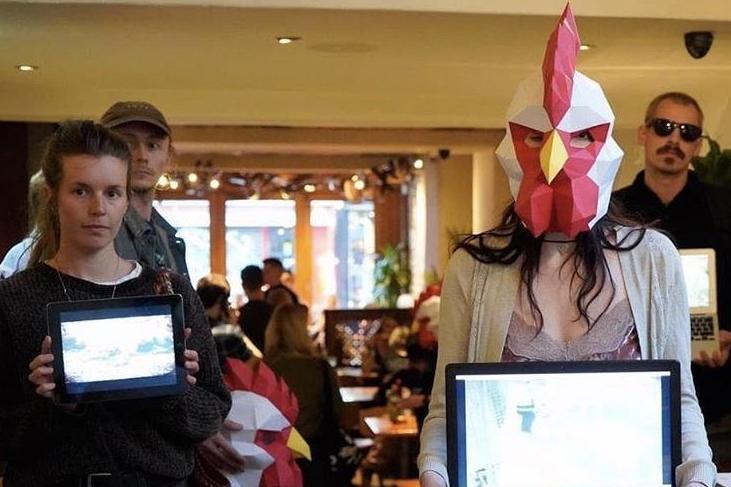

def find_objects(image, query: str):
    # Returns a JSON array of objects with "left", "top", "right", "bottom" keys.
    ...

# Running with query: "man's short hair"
[
  {"left": 101, "top": 101, "right": 171, "bottom": 137},
  {"left": 263, "top": 257, "right": 285, "bottom": 270},
  {"left": 240, "top": 265, "right": 264, "bottom": 291},
  {"left": 196, "top": 273, "right": 230, "bottom": 309},
  {"left": 197, "top": 285, "right": 228, "bottom": 309},
  {"left": 644, "top": 92, "right": 704, "bottom": 126}
]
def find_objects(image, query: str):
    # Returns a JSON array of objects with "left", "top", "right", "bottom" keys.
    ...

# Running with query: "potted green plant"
[
  {"left": 373, "top": 244, "right": 411, "bottom": 308},
  {"left": 692, "top": 136, "right": 731, "bottom": 189}
]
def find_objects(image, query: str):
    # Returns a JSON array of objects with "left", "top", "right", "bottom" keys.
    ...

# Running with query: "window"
[
  {"left": 310, "top": 200, "right": 375, "bottom": 317},
  {"left": 152, "top": 200, "right": 210, "bottom": 286},
  {"left": 225, "top": 200, "right": 296, "bottom": 304}
]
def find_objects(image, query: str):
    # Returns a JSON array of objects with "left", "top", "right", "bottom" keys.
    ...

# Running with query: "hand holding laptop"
[
  {"left": 420, "top": 470, "right": 447, "bottom": 487},
  {"left": 694, "top": 329, "right": 731, "bottom": 368}
]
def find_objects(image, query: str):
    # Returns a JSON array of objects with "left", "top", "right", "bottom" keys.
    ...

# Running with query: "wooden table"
[
  {"left": 364, "top": 413, "right": 419, "bottom": 478},
  {"left": 336, "top": 366, "right": 380, "bottom": 386},
  {"left": 364, "top": 414, "right": 418, "bottom": 437},
  {"left": 339, "top": 386, "right": 378, "bottom": 404}
]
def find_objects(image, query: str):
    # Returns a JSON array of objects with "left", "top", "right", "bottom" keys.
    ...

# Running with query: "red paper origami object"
[
  {"left": 495, "top": 3, "right": 623, "bottom": 238},
  {"left": 220, "top": 359, "right": 310, "bottom": 487}
]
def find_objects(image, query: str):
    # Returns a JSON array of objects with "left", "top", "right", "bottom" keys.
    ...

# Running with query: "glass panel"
[
  {"left": 310, "top": 200, "right": 375, "bottom": 319},
  {"left": 225, "top": 200, "right": 296, "bottom": 306},
  {"left": 152, "top": 199, "right": 210, "bottom": 286}
]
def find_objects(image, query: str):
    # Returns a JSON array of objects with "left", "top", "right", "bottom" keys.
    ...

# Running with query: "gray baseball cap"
[{"left": 100, "top": 101, "right": 171, "bottom": 136}]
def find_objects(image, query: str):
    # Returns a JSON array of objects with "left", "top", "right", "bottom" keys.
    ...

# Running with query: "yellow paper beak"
[
  {"left": 287, "top": 427, "right": 311, "bottom": 460},
  {"left": 540, "top": 130, "right": 568, "bottom": 184}
]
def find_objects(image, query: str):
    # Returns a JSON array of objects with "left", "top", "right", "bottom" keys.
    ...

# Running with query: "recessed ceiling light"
[
  {"left": 579, "top": 44, "right": 594, "bottom": 51},
  {"left": 16, "top": 64, "right": 38, "bottom": 72},
  {"left": 413, "top": 158, "right": 424, "bottom": 169},
  {"left": 277, "top": 36, "right": 301, "bottom": 45}
]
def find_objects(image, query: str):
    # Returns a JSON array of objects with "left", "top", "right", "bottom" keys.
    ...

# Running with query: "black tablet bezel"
[
  {"left": 47, "top": 294, "right": 187, "bottom": 403},
  {"left": 446, "top": 360, "right": 681, "bottom": 487}
]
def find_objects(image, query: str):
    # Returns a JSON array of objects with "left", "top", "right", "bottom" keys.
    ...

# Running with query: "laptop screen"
[
  {"left": 447, "top": 361, "right": 679, "bottom": 487},
  {"left": 680, "top": 253, "right": 710, "bottom": 309}
]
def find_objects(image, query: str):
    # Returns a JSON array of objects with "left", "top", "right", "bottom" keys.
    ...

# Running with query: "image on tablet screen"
[{"left": 61, "top": 314, "right": 175, "bottom": 384}]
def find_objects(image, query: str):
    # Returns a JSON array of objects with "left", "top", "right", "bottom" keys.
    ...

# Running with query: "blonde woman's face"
[{"left": 56, "top": 154, "right": 128, "bottom": 254}]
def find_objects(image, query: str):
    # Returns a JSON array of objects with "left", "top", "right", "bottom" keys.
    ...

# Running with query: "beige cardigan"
[{"left": 418, "top": 228, "right": 716, "bottom": 487}]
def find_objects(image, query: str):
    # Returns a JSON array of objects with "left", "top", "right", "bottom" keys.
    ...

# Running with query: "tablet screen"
[
  {"left": 61, "top": 304, "right": 177, "bottom": 392},
  {"left": 48, "top": 294, "right": 186, "bottom": 402}
]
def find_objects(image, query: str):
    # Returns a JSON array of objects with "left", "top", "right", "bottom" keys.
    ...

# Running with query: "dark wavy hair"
[{"left": 455, "top": 201, "right": 647, "bottom": 333}]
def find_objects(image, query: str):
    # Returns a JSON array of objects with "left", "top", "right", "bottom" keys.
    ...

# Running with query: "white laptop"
[
  {"left": 679, "top": 248, "right": 720, "bottom": 360},
  {"left": 446, "top": 361, "right": 681, "bottom": 487}
]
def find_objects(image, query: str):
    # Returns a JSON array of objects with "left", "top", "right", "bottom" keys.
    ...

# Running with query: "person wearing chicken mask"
[{"left": 417, "top": 6, "right": 715, "bottom": 487}]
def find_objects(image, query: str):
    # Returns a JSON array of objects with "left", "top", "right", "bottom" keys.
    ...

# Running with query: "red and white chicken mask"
[{"left": 495, "top": 5, "right": 623, "bottom": 238}]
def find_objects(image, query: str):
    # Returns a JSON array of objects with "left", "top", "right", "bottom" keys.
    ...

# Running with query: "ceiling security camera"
[
  {"left": 685, "top": 31, "right": 714, "bottom": 59},
  {"left": 438, "top": 148, "right": 451, "bottom": 160}
]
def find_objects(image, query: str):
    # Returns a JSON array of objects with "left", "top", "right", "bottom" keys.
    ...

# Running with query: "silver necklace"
[{"left": 51, "top": 256, "right": 121, "bottom": 302}]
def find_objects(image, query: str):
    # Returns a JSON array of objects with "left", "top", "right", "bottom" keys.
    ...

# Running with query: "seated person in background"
[
  {"left": 360, "top": 341, "right": 436, "bottom": 486},
  {"left": 377, "top": 341, "right": 436, "bottom": 428},
  {"left": 237, "top": 265, "right": 273, "bottom": 352},
  {"left": 263, "top": 257, "right": 299, "bottom": 304},
  {"left": 197, "top": 273, "right": 262, "bottom": 358},
  {"left": 0, "top": 170, "right": 46, "bottom": 278},
  {"left": 0, "top": 120, "right": 230, "bottom": 486},
  {"left": 265, "top": 303, "right": 344, "bottom": 486},
  {"left": 197, "top": 273, "right": 232, "bottom": 329},
  {"left": 363, "top": 317, "right": 410, "bottom": 375}
]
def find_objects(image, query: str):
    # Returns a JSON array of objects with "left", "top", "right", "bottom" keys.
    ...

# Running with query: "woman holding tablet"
[
  {"left": 0, "top": 120, "right": 230, "bottom": 487},
  {"left": 418, "top": 8, "right": 715, "bottom": 487}
]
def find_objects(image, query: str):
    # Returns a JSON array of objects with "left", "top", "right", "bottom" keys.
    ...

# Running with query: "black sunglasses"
[{"left": 648, "top": 118, "right": 703, "bottom": 142}]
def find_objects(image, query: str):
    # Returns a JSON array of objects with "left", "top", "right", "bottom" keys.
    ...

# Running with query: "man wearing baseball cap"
[{"left": 101, "top": 101, "right": 189, "bottom": 279}]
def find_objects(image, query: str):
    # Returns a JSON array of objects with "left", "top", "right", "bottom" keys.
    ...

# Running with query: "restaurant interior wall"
[{"left": 437, "top": 154, "right": 473, "bottom": 274}]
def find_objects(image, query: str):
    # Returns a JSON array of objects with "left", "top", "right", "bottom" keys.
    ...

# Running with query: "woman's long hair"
[
  {"left": 455, "top": 201, "right": 647, "bottom": 332},
  {"left": 264, "top": 303, "right": 317, "bottom": 359},
  {"left": 29, "top": 120, "right": 131, "bottom": 267}
]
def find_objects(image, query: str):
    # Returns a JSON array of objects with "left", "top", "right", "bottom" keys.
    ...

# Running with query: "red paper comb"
[
  {"left": 542, "top": 4, "right": 581, "bottom": 126},
  {"left": 225, "top": 358, "right": 299, "bottom": 424}
]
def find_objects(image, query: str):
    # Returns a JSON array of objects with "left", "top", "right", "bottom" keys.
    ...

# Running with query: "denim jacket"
[{"left": 114, "top": 207, "right": 189, "bottom": 280}]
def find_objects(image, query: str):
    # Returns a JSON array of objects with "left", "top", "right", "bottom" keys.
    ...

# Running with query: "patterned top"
[{"left": 501, "top": 299, "right": 641, "bottom": 362}]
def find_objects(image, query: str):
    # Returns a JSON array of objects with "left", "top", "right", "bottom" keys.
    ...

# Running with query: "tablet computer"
[
  {"left": 446, "top": 360, "right": 681, "bottom": 487},
  {"left": 47, "top": 294, "right": 187, "bottom": 403}
]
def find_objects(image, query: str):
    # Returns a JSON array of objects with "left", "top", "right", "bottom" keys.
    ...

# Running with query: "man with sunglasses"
[{"left": 614, "top": 91, "right": 731, "bottom": 468}]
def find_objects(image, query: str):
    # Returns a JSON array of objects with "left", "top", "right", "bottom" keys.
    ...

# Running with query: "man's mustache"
[{"left": 657, "top": 144, "right": 685, "bottom": 159}]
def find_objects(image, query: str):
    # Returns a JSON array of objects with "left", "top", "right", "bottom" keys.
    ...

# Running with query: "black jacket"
[{"left": 613, "top": 170, "right": 731, "bottom": 422}]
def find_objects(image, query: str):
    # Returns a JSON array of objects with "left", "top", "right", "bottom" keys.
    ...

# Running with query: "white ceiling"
[{"left": 1, "top": 0, "right": 730, "bottom": 137}]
